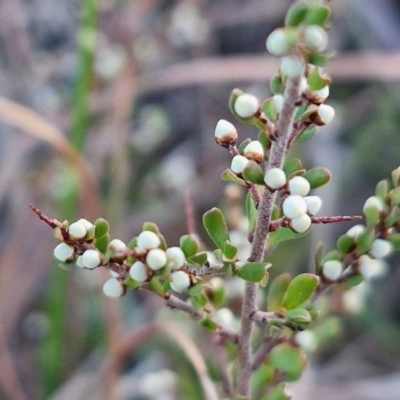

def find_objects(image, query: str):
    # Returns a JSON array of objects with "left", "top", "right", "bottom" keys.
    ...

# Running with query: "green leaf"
[
  {"left": 246, "top": 192, "right": 257, "bottom": 234},
  {"left": 388, "top": 233, "right": 400, "bottom": 250},
  {"left": 238, "top": 138, "right": 252, "bottom": 155},
  {"left": 149, "top": 277, "right": 164, "bottom": 295},
  {"left": 384, "top": 206, "right": 400, "bottom": 228},
  {"left": 295, "top": 125, "right": 317, "bottom": 143},
  {"left": 252, "top": 364, "right": 274, "bottom": 394},
  {"left": 268, "top": 227, "right": 303, "bottom": 245},
  {"left": 191, "top": 292, "right": 208, "bottom": 308},
  {"left": 180, "top": 234, "right": 199, "bottom": 258},
  {"left": 282, "top": 273, "right": 319, "bottom": 309},
  {"left": 391, "top": 168, "right": 400, "bottom": 187},
  {"left": 261, "top": 383, "right": 291, "bottom": 400},
  {"left": 85, "top": 225, "right": 96, "bottom": 240},
  {"left": 390, "top": 186, "right": 400, "bottom": 207},
  {"left": 307, "top": 67, "right": 329, "bottom": 91},
  {"left": 271, "top": 204, "right": 281, "bottom": 221},
  {"left": 356, "top": 229, "right": 374, "bottom": 255},
  {"left": 221, "top": 168, "right": 246, "bottom": 186},
  {"left": 337, "top": 235, "right": 356, "bottom": 254},
  {"left": 201, "top": 317, "right": 218, "bottom": 331},
  {"left": 222, "top": 241, "right": 238, "bottom": 260},
  {"left": 124, "top": 277, "right": 141, "bottom": 290},
  {"left": 314, "top": 316, "right": 341, "bottom": 345},
  {"left": 375, "top": 179, "right": 389, "bottom": 200},
  {"left": 314, "top": 242, "right": 324, "bottom": 272},
  {"left": 262, "top": 98, "right": 278, "bottom": 123},
  {"left": 345, "top": 275, "right": 363, "bottom": 287},
  {"left": 237, "top": 262, "right": 268, "bottom": 283},
  {"left": 269, "top": 343, "right": 306, "bottom": 381},
  {"left": 142, "top": 221, "right": 160, "bottom": 234},
  {"left": 270, "top": 75, "right": 284, "bottom": 94},
  {"left": 94, "top": 218, "right": 109, "bottom": 238},
  {"left": 307, "top": 52, "right": 328, "bottom": 67},
  {"left": 242, "top": 161, "right": 265, "bottom": 185},
  {"left": 285, "top": 3, "right": 309, "bottom": 26},
  {"left": 258, "top": 130, "right": 271, "bottom": 153},
  {"left": 303, "top": 4, "right": 331, "bottom": 27},
  {"left": 285, "top": 308, "right": 312, "bottom": 324},
  {"left": 203, "top": 208, "right": 230, "bottom": 251},
  {"left": 188, "top": 282, "right": 203, "bottom": 296},
  {"left": 267, "top": 273, "right": 291, "bottom": 312},
  {"left": 127, "top": 237, "right": 137, "bottom": 250},
  {"left": 95, "top": 233, "right": 110, "bottom": 254},
  {"left": 364, "top": 206, "right": 379, "bottom": 227},
  {"left": 260, "top": 271, "right": 269, "bottom": 288},
  {"left": 187, "top": 251, "right": 208, "bottom": 265},
  {"left": 283, "top": 158, "right": 303, "bottom": 177},
  {"left": 303, "top": 167, "right": 331, "bottom": 189}
]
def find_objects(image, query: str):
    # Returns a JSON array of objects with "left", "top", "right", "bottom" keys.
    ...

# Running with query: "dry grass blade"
[{"left": 0, "top": 96, "right": 101, "bottom": 218}]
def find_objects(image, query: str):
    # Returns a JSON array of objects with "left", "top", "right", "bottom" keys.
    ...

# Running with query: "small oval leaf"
[
  {"left": 303, "top": 167, "right": 331, "bottom": 189},
  {"left": 203, "top": 208, "right": 230, "bottom": 250},
  {"left": 282, "top": 273, "right": 319, "bottom": 309},
  {"left": 267, "top": 273, "right": 291, "bottom": 312},
  {"left": 237, "top": 262, "right": 268, "bottom": 283}
]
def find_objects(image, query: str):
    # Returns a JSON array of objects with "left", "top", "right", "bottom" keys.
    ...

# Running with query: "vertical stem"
[{"left": 237, "top": 75, "right": 302, "bottom": 398}]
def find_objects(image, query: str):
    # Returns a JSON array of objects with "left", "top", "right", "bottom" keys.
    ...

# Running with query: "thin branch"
[
  {"left": 183, "top": 263, "right": 226, "bottom": 276},
  {"left": 252, "top": 336, "right": 285, "bottom": 371},
  {"left": 237, "top": 74, "right": 303, "bottom": 398}
]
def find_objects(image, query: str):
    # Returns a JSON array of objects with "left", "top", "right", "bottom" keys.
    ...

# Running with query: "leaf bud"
[
  {"left": 54, "top": 243, "right": 74, "bottom": 262},
  {"left": 214, "top": 119, "right": 238, "bottom": 148},
  {"left": 264, "top": 167, "right": 287, "bottom": 190},
  {"left": 103, "top": 278, "right": 126, "bottom": 298},
  {"left": 146, "top": 248, "right": 167, "bottom": 270},
  {"left": 243, "top": 140, "right": 264, "bottom": 164},
  {"left": 282, "top": 195, "right": 307, "bottom": 219},
  {"left": 233, "top": 94, "right": 260, "bottom": 118},
  {"left": 170, "top": 271, "right": 191, "bottom": 293}
]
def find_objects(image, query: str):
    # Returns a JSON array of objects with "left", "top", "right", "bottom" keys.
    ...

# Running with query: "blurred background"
[{"left": 1, "top": 0, "right": 400, "bottom": 399}]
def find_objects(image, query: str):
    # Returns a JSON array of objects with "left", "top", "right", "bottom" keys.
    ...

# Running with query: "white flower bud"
[
  {"left": 109, "top": 239, "right": 127, "bottom": 257},
  {"left": 342, "top": 282, "right": 369, "bottom": 314},
  {"left": 317, "top": 104, "right": 335, "bottom": 125},
  {"left": 76, "top": 255, "right": 85, "bottom": 268},
  {"left": 81, "top": 249, "right": 102, "bottom": 269},
  {"left": 215, "top": 308, "right": 239, "bottom": 330},
  {"left": 322, "top": 260, "right": 342, "bottom": 280},
  {"left": 146, "top": 248, "right": 167, "bottom": 270},
  {"left": 290, "top": 214, "right": 311, "bottom": 233},
  {"left": 282, "top": 195, "right": 307, "bottom": 219},
  {"left": 214, "top": 119, "right": 238, "bottom": 148},
  {"left": 280, "top": 56, "right": 304, "bottom": 78},
  {"left": 264, "top": 167, "right": 287, "bottom": 190},
  {"left": 295, "top": 330, "right": 318, "bottom": 352},
  {"left": 170, "top": 271, "right": 191, "bottom": 293},
  {"left": 304, "top": 196, "right": 322, "bottom": 215},
  {"left": 266, "top": 28, "right": 292, "bottom": 56},
  {"left": 273, "top": 94, "right": 284, "bottom": 113},
  {"left": 346, "top": 224, "right": 365, "bottom": 238},
  {"left": 304, "top": 25, "right": 328, "bottom": 52},
  {"left": 299, "top": 77, "right": 308, "bottom": 93},
  {"left": 129, "top": 261, "right": 148, "bottom": 282},
  {"left": 243, "top": 140, "right": 264, "bottom": 163},
  {"left": 314, "top": 86, "right": 329, "bottom": 99},
  {"left": 166, "top": 247, "right": 186, "bottom": 270},
  {"left": 234, "top": 94, "right": 260, "bottom": 118},
  {"left": 230, "top": 155, "right": 249, "bottom": 174},
  {"left": 370, "top": 239, "right": 393, "bottom": 259},
  {"left": 54, "top": 243, "right": 74, "bottom": 262},
  {"left": 77, "top": 218, "right": 93, "bottom": 230},
  {"left": 137, "top": 231, "right": 161, "bottom": 249},
  {"left": 103, "top": 278, "right": 125, "bottom": 298},
  {"left": 358, "top": 255, "right": 388, "bottom": 280},
  {"left": 363, "top": 196, "right": 384, "bottom": 213},
  {"left": 68, "top": 221, "right": 87, "bottom": 239},
  {"left": 288, "top": 176, "right": 310, "bottom": 197}
]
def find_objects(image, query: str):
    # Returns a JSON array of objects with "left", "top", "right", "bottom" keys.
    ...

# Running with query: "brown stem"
[{"left": 237, "top": 75, "right": 303, "bottom": 398}]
